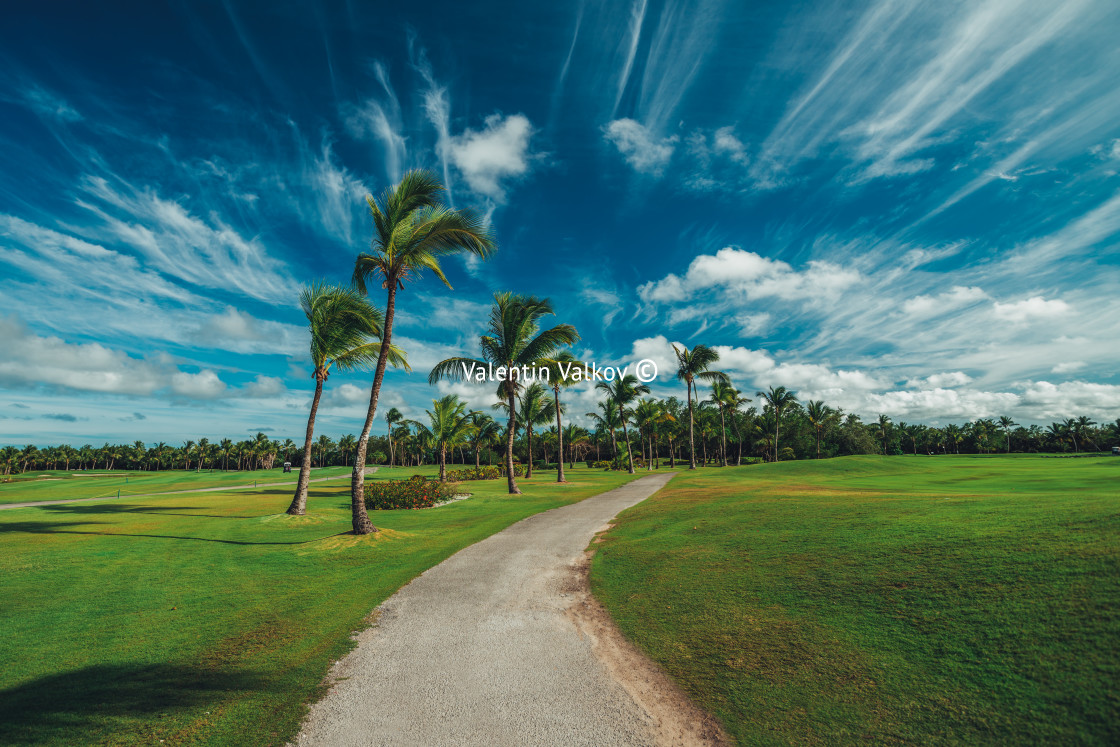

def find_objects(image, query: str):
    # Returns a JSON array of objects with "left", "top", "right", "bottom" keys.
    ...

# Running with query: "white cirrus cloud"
[{"left": 901, "top": 285, "right": 988, "bottom": 315}]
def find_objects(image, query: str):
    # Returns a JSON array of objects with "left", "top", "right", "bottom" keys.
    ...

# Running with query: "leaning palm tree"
[
  {"left": 756, "top": 386, "right": 799, "bottom": 462},
  {"left": 429, "top": 293, "right": 579, "bottom": 494},
  {"left": 672, "top": 344, "right": 729, "bottom": 469},
  {"left": 349, "top": 169, "right": 496, "bottom": 532},
  {"left": 596, "top": 374, "right": 650, "bottom": 474},
  {"left": 286, "top": 282, "right": 407, "bottom": 519}
]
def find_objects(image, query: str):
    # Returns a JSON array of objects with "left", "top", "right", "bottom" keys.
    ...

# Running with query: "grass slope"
[
  {"left": 0, "top": 467, "right": 352, "bottom": 505},
  {"left": 0, "top": 465, "right": 641, "bottom": 745},
  {"left": 591, "top": 456, "right": 1119, "bottom": 745}
]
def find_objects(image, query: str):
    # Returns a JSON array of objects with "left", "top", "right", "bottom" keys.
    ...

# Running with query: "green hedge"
[{"left": 446, "top": 466, "right": 501, "bottom": 481}]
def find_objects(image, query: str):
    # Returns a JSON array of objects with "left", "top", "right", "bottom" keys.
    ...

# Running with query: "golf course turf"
[
  {"left": 0, "top": 465, "right": 642, "bottom": 745},
  {"left": 591, "top": 455, "right": 1119, "bottom": 745}
]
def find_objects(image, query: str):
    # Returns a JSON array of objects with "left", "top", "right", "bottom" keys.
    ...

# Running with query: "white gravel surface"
[{"left": 296, "top": 472, "right": 680, "bottom": 747}]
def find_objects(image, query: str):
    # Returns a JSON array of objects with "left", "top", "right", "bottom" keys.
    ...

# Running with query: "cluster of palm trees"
[
  {"left": 0, "top": 433, "right": 290, "bottom": 477},
  {"left": 872, "top": 414, "right": 1118, "bottom": 456}
]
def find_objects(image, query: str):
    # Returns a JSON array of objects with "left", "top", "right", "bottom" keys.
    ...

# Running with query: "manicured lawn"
[
  {"left": 0, "top": 467, "right": 353, "bottom": 505},
  {"left": 591, "top": 455, "right": 1120, "bottom": 745},
  {"left": 0, "top": 464, "right": 641, "bottom": 745}
]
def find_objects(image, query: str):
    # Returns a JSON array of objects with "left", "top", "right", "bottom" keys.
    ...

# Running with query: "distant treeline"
[{"left": 3, "top": 403, "right": 1116, "bottom": 476}]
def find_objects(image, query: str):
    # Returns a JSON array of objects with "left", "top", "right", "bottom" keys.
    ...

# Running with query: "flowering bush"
[
  {"left": 446, "top": 466, "right": 501, "bottom": 481},
  {"left": 497, "top": 464, "right": 525, "bottom": 477},
  {"left": 364, "top": 477, "right": 458, "bottom": 510}
]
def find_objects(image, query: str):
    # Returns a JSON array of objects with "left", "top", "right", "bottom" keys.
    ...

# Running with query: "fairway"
[
  {"left": 591, "top": 456, "right": 1120, "bottom": 745},
  {"left": 0, "top": 465, "right": 642, "bottom": 745},
  {"left": 0, "top": 468, "right": 353, "bottom": 506}
]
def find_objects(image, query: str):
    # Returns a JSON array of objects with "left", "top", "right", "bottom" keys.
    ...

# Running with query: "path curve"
[
  {"left": 0, "top": 468, "right": 376, "bottom": 510},
  {"left": 295, "top": 472, "right": 727, "bottom": 747}
]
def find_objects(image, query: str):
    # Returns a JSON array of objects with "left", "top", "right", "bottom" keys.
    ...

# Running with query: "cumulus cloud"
[
  {"left": 638, "top": 247, "right": 860, "bottom": 307},
  {"left": 0, "top": 315, "right": 236, "bottom": 401},
  {"left": 901, "top": 286, "right": 987, "bottom": 315},
  {"left": 243, "top": 375, "right": 286, "bottom": 399},
  {"left": 448, "top": 113, "right": 535, "bottom": 202},
  {"left": 992, "top": 296, "right": 1070, "bottom": 323},
  {"left": 907, "top": 371, "right": 973, "bottom": 389},
  {"left": 603, "top": 119, "right": 678, "bottom": 175},
  {"left": 1051, "top": 361, "right": 1086, "bottom": 374}
]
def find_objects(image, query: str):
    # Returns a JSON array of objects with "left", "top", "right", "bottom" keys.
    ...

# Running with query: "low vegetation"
[
  {"left": 591, "top": 455, "right": 1119, "bottom": 745},
  {"left": 363, "top": 475, "right": 459, "bottom": 510}
]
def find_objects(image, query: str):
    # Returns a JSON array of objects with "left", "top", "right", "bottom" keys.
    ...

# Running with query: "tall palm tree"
[
  {"left": 587, "top": 401, "right": 622, "bottom": 459},
  {"left": 707, "top": 380, "right": 745, "bottom": 466},
  {"left": 756, "top": 386, "right": 799, "bottom": 462},
  {"left": 871, "top": 414, "right": 892, "bottom": 455},
  {"left": 349, "top": 169, "right": 496, "bottom": 531},
  {"left": 541, "top": 351, "right": 584, "bottom": 483},
  {"left": 286, "top": 283, "right": 406, "bottom": 518},
  {"left": 429, "top": 292, "right": 578, "bottom": 494},
  {"left": 1075, "top": 415, "right": 1098, "bottom": 452},
  {"left": 998, "top": 416, "right": 1017, "bottom": 453},
  {"left": 596, "top": 374, "right": 650, "bottom": 474},
  {"left": 384, "top": 408, "right": 404, "bottom": 467},
  {"left": 672, "top": 344, "right": 728, "bottom": 469},
  {"left": 468, "top": 412, "right": 501, "bottom": 468},
  {"left": 805, "top": 400, "right": 832, "bottom": 459}
]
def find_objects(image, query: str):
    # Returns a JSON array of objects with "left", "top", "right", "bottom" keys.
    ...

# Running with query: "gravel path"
[
  {"left": 295, "top": 472, "right": 726, "bottom": 747},
  {"left": 0, "top": 468, "right": 374, "bottom": 510}
]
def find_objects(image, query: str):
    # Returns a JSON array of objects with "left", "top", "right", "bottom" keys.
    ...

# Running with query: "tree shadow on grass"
[
  {"left": 0, "top": 519, "right": 349, "bottom": 546},
  {"left": 0, "top": 663, "right": 267, "bottom": 744},
  {"left": 36, "top": 503, "right": 262, "bottom": 520}
]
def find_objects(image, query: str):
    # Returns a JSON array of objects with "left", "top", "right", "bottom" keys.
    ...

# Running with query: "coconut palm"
[
  {"left": 672, "top": 344, "right": 729, "bottom": 469},
  {"left": 587, "top": 401, "right": 622, "bottom": 459},
  {"left": 468, "top": 412, "right": 501, "bottom": 467},
  {"left": 997, "top": 416, "right": 1017, "bottom": 453},
  {"left": 286, "top": 282, "right": 406, "bottom": 519},
  {"left": 706, "top": 380, "right": 746, "bottom": 467},
  {"left": 429, "top": 293, "right": 578, "bottom": 494},
  {"left": 596, "top": 374, "right": 650, "bottom": 474},
  {"left": 541, "top": 351, "right": 585, "bottom": 483},
  {"left": 349, "top": 169, "right": 496, "bottom": 531},
  {"left": 805, "top": 400, "right": 833, "bottom": 459},
  {"left": 384, "top": 408, "right": 404, "bottom": 467},
  {"left": 416, "top": 395, "right": 475, "bottom": 482},
  {"left": 1075, "top": 415, "right": 1098, "bottom": 452},
  {"left": 756, "top": 386, "right": 799, "bottom": 462}
]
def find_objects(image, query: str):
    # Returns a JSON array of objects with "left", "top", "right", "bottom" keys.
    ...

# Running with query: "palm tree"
[
  {"left": 805, "top": 400, "right": 833, "bottom": 459},
  {"left": 871, "top": 414, "right": 892, "bottom": 455},
  {"left": 518, "top": 382, "right": 556, "bottom": 478},
  {"left": 673, "top": 344, "right": 728, "bottom": 469},
  {"left": 286, "top": 282, "right": 405, "bottom": 518},
  {"left": 418, "top": 395, "right": 475, "bottom": 482},
  {"left": 541, "top": 351, "right": 585, "bottom": 483},
  {"left": 1075, "top": 415, "right": 1098, "bottom": 452},
  {"left": 596, "top": 374, "right": 650, "bottom": 474},
  {"left": 756, "top": 386, "right": 799, "bottom": 462},
  {"left": 997, "top": 416, "right": 1017, "bottom": 453},
  {"left": 349, "top": 169, "right": 496, "bottom": 531},
  {"left": 587, "top": 401, "right": 622, "bottom": 459},
  {"left": 429, "top": 292, "right": 578, "bottom": 494},
  {"left": 1062, "top": 417, "right": 1080, "bottom": 453},
  {"left": 706, "top": 380, "right": 745, "bottom": 466},
  {"left": 468, "top": 412, "right": 501, "bottom": 467},
  {"left": 384, "top": 408, "right": 404, "bottom": 467}
]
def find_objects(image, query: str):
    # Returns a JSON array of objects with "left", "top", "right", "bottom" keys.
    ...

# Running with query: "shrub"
[
  {"left": 497, "top": 464, "right": 525, "bottom": 477},
  {"left": 446, "top": 466, "right": 501, "bottom": 481},
  {"left": 364, "top": 477, "right": 458, "bottom": 510},
  {"left": 370, "top": 451, "right": 387, "bottom": 464}
]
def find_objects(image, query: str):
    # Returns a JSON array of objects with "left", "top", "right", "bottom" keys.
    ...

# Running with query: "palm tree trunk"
[
  {"left": 619, "top": 403, "right": 635, "bottom": 474},
  {"left": 287, "top": 374, "right": 323, "bottom": 515},
  {"left": 816, "top": 428, "right": 821, "bottom": 459},
  {"left": 719, "top": 407, "right": 728, "bottom": 466},
  {"left": 505, "top": 387, "right": 521, "bottom": 494},
  {"left": 350, "top": 284, "right": 400, "bottom": 534},
  {"left": 526, "top": 426, "right": 534, "bottom": 479},
  {"left": 475, "top": 444, "right": 481, "bottom": 469},
  {"left": 554, "top": 389, "right": 566, "bottom": 483},
  {"left": 439, "top": 445, "right": 447, "bottom": 482},
  {"left": 774, "top": 411, "right": 780, "bottom": 462},
  {"left": 687, "top": 381, "right": 697, "bottom": 469}
]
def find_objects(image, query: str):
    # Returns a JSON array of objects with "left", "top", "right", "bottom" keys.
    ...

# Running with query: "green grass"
[
  {"left": 0, "top": 464, "right": 642, "bottom": 745},
  {"left": 0, "top": 467, "right": 353, "bottom": 505},
  {"left": 591, "top": 455, "right": 1120, "bottom": 745}
]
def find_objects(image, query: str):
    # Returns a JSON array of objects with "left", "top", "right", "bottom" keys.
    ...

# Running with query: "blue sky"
[{"left": 2, "top": 0, "right": 1119, "bottom": 445}]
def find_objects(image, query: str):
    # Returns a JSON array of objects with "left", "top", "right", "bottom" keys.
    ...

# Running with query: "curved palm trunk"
[
  {"left": 526, "top": 426, "right": 534, "bottom": 479},
  {"left": 387, "top": 430, "right": 394, "bottom": 468},
  {"left": 554, "top": 389, "right": 566, "bottom": 483},
  {"left": 687, "top": 381, "right": 697, "bottom": 469},
  {"left": 287, "top": 373, "right": 323, "bottom": 515},
  {"left": 619, "top": 402, "right": 636, "bottom": 474},
  {"left": 350, "top": 285, "right": 400, "bottom": 535},
  {"left": 505, "top": 387, "right": 521, "bottom": 494},
  {"left": 474, "top": 444, "right": 481, "bottom": 469}
]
